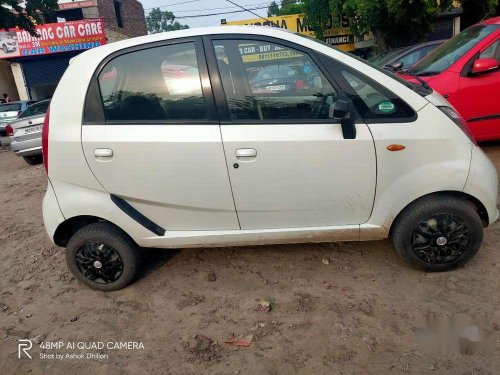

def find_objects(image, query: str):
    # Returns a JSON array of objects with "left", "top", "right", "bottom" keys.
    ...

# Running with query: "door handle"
[
  {"left": 93, "top": 148, "right": 113, "bottom": 158},
  {"left": 235, "top": 148, "right": 257, "bottom": 158}
]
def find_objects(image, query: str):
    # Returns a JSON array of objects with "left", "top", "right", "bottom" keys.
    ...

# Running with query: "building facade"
[{"left": 0, "top": 0, "right": 147, "bottom": 101}]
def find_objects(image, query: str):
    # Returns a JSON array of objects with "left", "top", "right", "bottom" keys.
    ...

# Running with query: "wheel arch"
[
  {"left": 53, "top": 215, "right": 135, "bottom": 247},
  {"left": 389, "top": 190, "right": 489, "bottom": 237}
]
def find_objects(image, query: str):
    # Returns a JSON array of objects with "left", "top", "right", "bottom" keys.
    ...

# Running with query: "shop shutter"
[{"left": 22, "top": 54, "right": 73, "bottom": 87}]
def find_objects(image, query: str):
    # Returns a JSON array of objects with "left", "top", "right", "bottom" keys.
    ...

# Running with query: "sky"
[{"left": 138, "top": 0, "right": 271, "bottom": 28}]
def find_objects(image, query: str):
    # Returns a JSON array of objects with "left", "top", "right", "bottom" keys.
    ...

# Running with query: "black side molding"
[
  {"left": 110, "top": 194, "right": 166, "bottom": 236},
  {"left": 468, "top": 114, "right": 500, "bottom": 123}
]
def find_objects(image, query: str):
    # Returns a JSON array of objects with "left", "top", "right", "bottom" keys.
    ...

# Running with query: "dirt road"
[{"left": 1, "top": 145, "right": 500, "bottom": 374}]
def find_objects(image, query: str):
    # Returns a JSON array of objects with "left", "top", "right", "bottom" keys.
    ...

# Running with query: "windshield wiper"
[{"left": 402, "top": 70, "right": 431, "bottom": 90}]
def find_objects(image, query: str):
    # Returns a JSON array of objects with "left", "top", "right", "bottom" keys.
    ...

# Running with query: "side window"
[
  {"left": 341, "top": 69, "right": 415, "bottom": 121},
  {"left": 480, "top": 40, "right": 500, "bottom": 63},
  {"left": 212, "top": 39, "right": 338, "bottom": 121},
  {"left": 98, "top": 42, "right": 207, "bottom": 122}
]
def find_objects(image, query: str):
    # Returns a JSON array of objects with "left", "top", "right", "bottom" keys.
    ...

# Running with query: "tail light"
[
  {"left": 42, "top": 105, "right": 50, "bottom": 173},
  {"left": 295, "top": 80, "right": 308, "bottom": 90},
  {"left": 438, "top": 106, "right": 477, "bottom": 145},
  {"left": 5, "top": 123, "right": 13, "bottom": 136}
]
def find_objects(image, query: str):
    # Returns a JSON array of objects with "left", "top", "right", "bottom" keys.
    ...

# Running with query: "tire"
[
  {"left": 23, "top": 155, "right": 43, "bottom": 165},
  {"left": 66, "top": 222, "right": 139, "bottom": 291},
  {"left": 391, "top": 194, "right": 483, "bottom": 272},
  {"left": 2, "top": 45, "right": 7, "bottom": 53}
]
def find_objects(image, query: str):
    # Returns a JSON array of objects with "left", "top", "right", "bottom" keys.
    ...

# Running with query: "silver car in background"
[
  {"left": 0, "top": 100, "right": 37, "bottom": 146},
  {"left": 9, "top": 99, "right": 50, "bottom": 165}
]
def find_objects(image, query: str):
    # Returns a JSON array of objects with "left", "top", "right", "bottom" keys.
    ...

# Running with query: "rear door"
[
  {"left": 205, "top": 36, "right": 377, "bottom": 230},
  {"left": 81, "top": 38, "right": 239, "bottom": 231}
]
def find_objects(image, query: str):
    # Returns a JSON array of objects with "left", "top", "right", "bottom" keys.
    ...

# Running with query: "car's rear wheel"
[
  {"left": 392, "top": 195, "right": 483, "bottom": 271},
  {"left": 66, "top": 222, "right": 139, "bottom": 291},
  {"left": 23, "top": 155, "right": 43, "bottom": 165}
]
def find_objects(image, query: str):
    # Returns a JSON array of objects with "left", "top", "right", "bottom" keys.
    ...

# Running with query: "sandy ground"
[{"left": 1, "top": 144, "right": 500, "bottom": 374}]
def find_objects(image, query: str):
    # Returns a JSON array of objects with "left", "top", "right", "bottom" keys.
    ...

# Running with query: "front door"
[
  {"left": 206, "top": 37, "right": 376, "bottom": 230},
  {"left": 81, "top": 38, "right": 239, "bottom": 231},
  {"left": 456, "top": 38, "right": 500, "bottom": 140}
]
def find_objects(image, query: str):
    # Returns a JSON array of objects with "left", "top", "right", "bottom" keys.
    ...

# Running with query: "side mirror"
[
  {"left": 330, "top": 99, "right": 356, "bottom": 140},
  {"left": 386, "top": 61, "right": 403, "bottom": 72},
  {"left": 331, "top": 99, "right": 350, "bottom": 120},
  {"left": 471, "top": 58, "right": 499, "bottom": 75}
]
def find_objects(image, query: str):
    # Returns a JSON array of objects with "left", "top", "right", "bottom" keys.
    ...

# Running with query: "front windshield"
[{"left": 409, "top": 25, "right": 498, "bottom": 76}]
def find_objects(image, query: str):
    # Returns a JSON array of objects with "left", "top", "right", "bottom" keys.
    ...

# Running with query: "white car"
[{"left": 42, "top": 26, "right": 498, "bottom": 291}]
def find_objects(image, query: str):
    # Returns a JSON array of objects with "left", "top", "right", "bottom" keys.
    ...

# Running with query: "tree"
[
  {"left": 0, "top": 0, "right": 58, "bottom": 36},
  {"left": 458, "top": 0, "right": 498, "bottom": 30},
  {"left": 303, "top": 0, "right": 454, "bottom": 51},
  {"left": 267, "top": 0, "right": 304, "bottom": 16},
  {"left": 146, "top": 8, "right": 189, "bottom": 34}
]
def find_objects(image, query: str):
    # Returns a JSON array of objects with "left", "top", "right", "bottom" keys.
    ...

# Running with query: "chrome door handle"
[
  {"left": 235, "top": 148, "right": 257, "bottom": 158},
  {"left": 93, "top": 148, "right": 113, "bottom": 158}
]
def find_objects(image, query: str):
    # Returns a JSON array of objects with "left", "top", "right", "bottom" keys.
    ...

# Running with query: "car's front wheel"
[
  {"left": 66, "top": 222, "right": 139, "bottom": 291},
  {"left": 23, "top": 155, "right": 43, "bottom": 165},
  {"left": 391, "top": 194, "right": 483, "bottom": 271}
]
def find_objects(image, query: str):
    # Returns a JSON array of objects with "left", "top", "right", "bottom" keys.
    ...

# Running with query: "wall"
[
  {"left": 97, "top": 0, "right": 147, "bottom": 42},
  {"left": 0, "top": 61, "right": 19, "bottom": 100}
]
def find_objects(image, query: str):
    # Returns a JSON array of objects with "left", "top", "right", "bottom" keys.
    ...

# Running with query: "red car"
[{"left": 400, "top": 17, "right": 500, "bottom": 142}]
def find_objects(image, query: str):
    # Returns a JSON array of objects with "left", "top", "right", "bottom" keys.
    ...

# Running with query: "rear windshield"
[
  {"left": 18, "top": 100, "right": 50, "bottom": 118},
  {"left": 408, "top": 25, "right": 498, "bottom": 76},
  {"left": 0, "top": 103, "right": 21, "bottom": 112}
]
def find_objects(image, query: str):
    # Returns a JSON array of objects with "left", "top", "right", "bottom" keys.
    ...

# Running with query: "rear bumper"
[
  {"left": 42, "top": 180, "right": 65, "bottom": 244},
  {"left": 11, "top": 138, "right": 42, "bottom": 156}
]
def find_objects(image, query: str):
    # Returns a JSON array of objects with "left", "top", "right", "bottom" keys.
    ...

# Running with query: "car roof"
[
  {"left": 482, "top": 17, "right": 500, "bottom": 25},
  {"left": 74, "top": 26, "right": 299, "bottom": 63}
]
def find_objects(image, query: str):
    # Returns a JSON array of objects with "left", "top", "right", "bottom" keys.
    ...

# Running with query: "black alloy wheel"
[
  {"left": 66, "top": 222, "right": 139, "bottom": 291},
  {"left": 75, "top": 242, "right": 124, "bottom": 284},
  {"left": 391, "top": 194, "right": 483, "bottom": 271},
  {"left": 411, "top": 214, "right": 470, "bottom": 264}
]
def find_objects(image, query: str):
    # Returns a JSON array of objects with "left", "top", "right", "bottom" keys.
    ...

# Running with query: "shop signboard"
[
  {"left": 58, "top": 0, "right": 98, "bottom": 10},
  {"left": 223, "top": 13, "right": 355, "bottom": 51},
  {"left": 0, "top": 19, "right": 106, "bottom": 59}
]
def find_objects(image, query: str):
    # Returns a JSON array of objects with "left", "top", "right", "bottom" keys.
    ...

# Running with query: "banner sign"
[
  {"left": 223, "top": 13, "right": 355, "bottom": 51},
  {"left": 58, "top": 0, "right": 98, "bottom": 10},
  {"left": 19, "top": 0, "right": 98, "bottom": 10},
  {"left": 0, "top": 19, "right": 106, "bottom": 59}
]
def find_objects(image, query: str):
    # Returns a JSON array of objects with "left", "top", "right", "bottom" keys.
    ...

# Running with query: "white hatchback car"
[{"left": 42, "top": 27, "right": 498, "bottom": 290}]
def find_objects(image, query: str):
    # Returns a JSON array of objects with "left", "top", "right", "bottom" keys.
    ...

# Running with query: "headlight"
[{"left": 438, "top": 106, "right": 477, "bottom": 145}]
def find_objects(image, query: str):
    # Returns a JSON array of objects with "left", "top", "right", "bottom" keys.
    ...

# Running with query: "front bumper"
[{"left": 464, "top": 145, "right": 499, "bottom": 226}]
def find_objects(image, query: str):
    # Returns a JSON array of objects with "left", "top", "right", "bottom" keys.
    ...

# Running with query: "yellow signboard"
[{"left": 223, "top": 13, "right": 355, "bottom": 52}]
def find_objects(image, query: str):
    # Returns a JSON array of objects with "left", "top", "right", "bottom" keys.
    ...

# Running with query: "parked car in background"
[
  {"left": 7, "top": 99, "right": 50, "bottom": 165},
  {"left": 250, "top": 65, "right": 310, "bottom": 94},
  {"left": 369, "top": 40, "right": 445, "bottom": 71},
  {"left": 42, "top": 26, "right": 497, "bottom": 291},
  {"left": 401, "top": 17, "right": 500, "bottom": 142},
  {"left": 0, "top": 100, "right": 37, "bottom": 145}
]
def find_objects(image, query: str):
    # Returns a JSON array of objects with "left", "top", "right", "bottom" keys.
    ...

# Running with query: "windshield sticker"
[{"left": 378, "top": 101, "right": 395, "bottom": 113}]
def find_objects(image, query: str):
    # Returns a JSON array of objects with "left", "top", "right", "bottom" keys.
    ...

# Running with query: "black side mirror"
[
  {"left": 331, "top": 99, "right": 350, "bottom": 119},
  {"left": 330, "top": 99, "right": 356, "bottom": 140}
]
